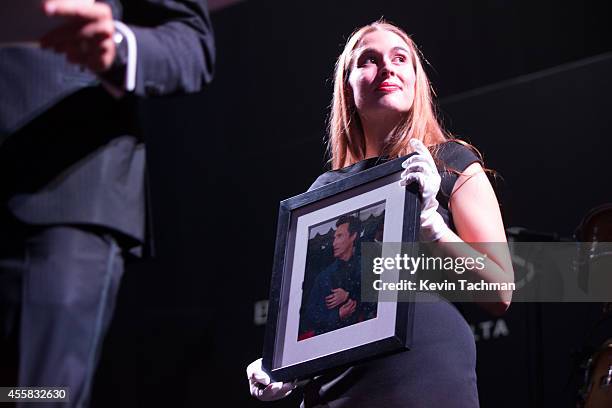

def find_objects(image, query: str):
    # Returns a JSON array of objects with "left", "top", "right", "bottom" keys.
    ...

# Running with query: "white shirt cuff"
[{"left": 113, "top": 20, "right": 137, "bottom": 92}]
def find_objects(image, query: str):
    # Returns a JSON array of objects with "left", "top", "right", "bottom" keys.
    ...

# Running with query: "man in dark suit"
[
  {"left": 0, "top": 0, "right": 214, "bottom": 406},
  {"left": 303, "top": 216, "right": 361, "bottom": 336}
]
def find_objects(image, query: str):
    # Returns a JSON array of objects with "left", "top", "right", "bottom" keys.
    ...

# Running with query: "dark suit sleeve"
[
  {"left": 121, "top": 0, "right": 215, "bottom": 96},
  {"left": 304, "top": 266, "right": 342, "bottom": 333}
]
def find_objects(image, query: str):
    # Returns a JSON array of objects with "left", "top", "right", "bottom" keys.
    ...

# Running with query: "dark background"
[{"left": 91, "top": 0, "right": 612, "bottom": 406}]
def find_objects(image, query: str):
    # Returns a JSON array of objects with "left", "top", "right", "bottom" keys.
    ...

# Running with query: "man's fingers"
[
  {"left": 44, "top": 1, "right": 112, "bottom": 21},
  {"left": 79, "top": 20, "right": 114, "bottom": 40},
  {"left": 42, "top": 20, "right": 111, "bottom": 48},
  {"left": 339, "top": 299, "right": 356, "bottom": 318},
  {"left": 85, "top": 38, "right": 114, "bottom": 71},
  {"left": 40, "top": 20, "right": 85, "bottom": 48},
  {"left": 40, "top": 18, "right": 115, "bottom": 72}
]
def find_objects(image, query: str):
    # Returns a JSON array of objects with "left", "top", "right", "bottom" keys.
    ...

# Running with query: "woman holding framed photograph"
[{"left": 247, "top": 20, "right": 514, "bottom": 407}]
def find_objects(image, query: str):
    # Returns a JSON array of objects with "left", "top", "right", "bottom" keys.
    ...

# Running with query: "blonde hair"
[{"left": 328, "top": 20, "right": 449, "bottom": 169}]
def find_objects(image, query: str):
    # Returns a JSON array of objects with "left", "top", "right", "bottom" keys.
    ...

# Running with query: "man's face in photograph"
[{"left": 333, "top": 223, "right": 356, "bottom": 261}]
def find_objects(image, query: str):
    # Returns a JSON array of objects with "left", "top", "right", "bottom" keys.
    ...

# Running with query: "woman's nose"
[{"left": 379, "top": 57, "right": 396, "bottom": 77}]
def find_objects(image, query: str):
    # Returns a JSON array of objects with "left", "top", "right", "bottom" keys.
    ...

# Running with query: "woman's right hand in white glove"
[{"left": 247, "top": 358, "right": 297, "bottom": 401}]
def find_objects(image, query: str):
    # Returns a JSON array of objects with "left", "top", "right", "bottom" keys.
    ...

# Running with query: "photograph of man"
[{"left": 300, "top": 213, "right": 376, "bottom": 338}]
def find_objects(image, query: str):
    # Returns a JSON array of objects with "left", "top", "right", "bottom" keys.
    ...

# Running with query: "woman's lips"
[{"left": 376, "top": 83, "right": 401, "bottom": 93}]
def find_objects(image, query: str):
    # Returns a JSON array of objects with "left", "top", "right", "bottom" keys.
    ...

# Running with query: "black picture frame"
[{"left": 262, "top": 155, "right": 421, "bottom": 382}]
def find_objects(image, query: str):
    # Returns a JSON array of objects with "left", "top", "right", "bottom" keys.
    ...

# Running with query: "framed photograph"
[{"left": 262, "top": 155, "right": 421, "bottom": 382}]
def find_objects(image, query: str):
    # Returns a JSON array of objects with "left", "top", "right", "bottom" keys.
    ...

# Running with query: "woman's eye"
[
  {"left": 364, "top": 56, "right": 377, "bottom": 64},
  {"left": 393, "top": 55, "right": 407, "bottom": 63}
]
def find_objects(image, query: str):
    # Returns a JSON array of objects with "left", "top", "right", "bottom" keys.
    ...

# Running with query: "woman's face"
[{"left": 348, "top": 29, "right": 416, "bottom": 120}]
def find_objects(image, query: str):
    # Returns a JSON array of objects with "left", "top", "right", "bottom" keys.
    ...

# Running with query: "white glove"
[
  {"left": 246, "top": 358, "right": 296, "bottom": 402},
  {"left": 400, "top": 139, "right": 450, "bottom": 242}
]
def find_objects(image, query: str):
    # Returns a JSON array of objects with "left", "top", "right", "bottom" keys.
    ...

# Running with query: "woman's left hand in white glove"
[{"left": 400, "top": 139, "right": 450, "bottom": 242}]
